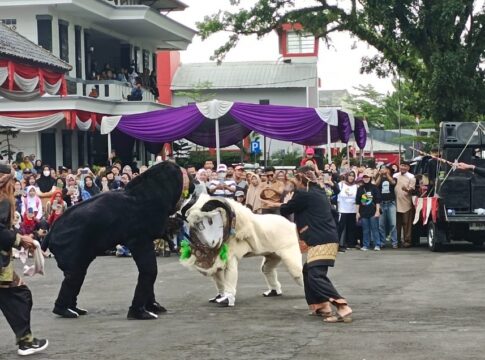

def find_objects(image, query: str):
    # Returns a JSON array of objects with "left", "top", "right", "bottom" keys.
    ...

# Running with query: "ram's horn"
[
  {"left": 178, "top": 192, "right": 198, "bottom": 220},
  {"left": 200, "top": 198, "right": 235, "bottom": 242}
]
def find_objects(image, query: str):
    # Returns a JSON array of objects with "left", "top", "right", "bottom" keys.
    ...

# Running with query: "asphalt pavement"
[{"left": 1, "top": 243, "right": 484, "bottom": 360}]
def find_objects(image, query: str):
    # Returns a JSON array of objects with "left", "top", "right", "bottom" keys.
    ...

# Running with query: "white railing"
[{"left": 72, "top": 79, "right": 156, "bottom": 103}]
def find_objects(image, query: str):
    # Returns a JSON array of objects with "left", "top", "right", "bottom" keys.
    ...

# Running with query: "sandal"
[
  {"left": 323, "top": 311, "right": 353, "bottom": 323},
  {"left": 312, "top": 309, "right": 334, "bottom": 318}
]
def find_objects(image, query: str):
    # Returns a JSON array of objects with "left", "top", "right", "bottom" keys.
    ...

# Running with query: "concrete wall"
[{"left": 172, "top": 88, "right": 308, "bottom": 107}]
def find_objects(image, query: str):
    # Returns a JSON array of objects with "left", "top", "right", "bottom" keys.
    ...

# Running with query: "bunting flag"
[{"left": 0, "top": 60, "right": 67, "bottom": 96}]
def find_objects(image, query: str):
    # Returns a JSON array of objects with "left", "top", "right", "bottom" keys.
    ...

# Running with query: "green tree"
[
  {"left": 345, "top": 81, "right": 434, "bottom": 129},
  {"left": 174, "top": 80, "right": 216, "bottom": 103},
  {"left": 198, "top": 0, "right": 485, "bottom": 124}
]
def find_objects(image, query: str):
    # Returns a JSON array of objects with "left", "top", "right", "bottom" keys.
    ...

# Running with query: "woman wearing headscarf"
[
  {"left": 280, "top": 166, "right": 352, "bottom": 324},
  {"left": 194, "top": 169, "right": 208, "bottom": 196},
  {"left": 245, "top": 173, "right": 263, "bottom": 213},
  {"left": 36, "top": 165, "right": 56, "bottom": 211},
  {"left": 46, "top": 190, "right": 68, "bottom": 219},
  {"left": 33, "top": 160, "right": 43, "bottom": 175},
  {"left": 337, "top": 171, "right": 359, "bottom": 251},
  {"left": 81, "top": 175, "right": 100, "bottom": 200},
  {"left": 46, "top": 190, "right": 67, "bottom": 225},
  {"left": 63, "top": 174, "right": 82, "bottom": 207}
]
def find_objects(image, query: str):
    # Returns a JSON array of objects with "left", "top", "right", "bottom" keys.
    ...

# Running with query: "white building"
[{"left": 0, "top": 0, "right": 195, "bottom": 167}]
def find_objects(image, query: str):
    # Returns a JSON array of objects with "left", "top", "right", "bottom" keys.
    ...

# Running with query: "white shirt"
[
  {"left": 208, "top": 179, "right": 237, "bottom": 197},
  {"left": 337, "top": 182, "right": 358, "bottom": 214}
]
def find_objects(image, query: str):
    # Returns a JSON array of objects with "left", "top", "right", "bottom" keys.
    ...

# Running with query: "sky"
[{"left": 168, "top": 0, "right": 395, "bottom": 95}]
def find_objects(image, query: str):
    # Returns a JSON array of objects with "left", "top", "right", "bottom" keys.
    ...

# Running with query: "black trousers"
[
  {"left": 303, "top": 263, "right": 342, "bottom": 305},
  {"left": 55, "top": 242, "right": 158, "bottom": 312},
  {"left": 55, "top": 257, "right": 94, "bottom": 310},
  {"left": 261, "top": 208, "right": 280, "bottom": 215},
  {"left": 338, "top": 213, "right": 357, "bottom": 248},
  {"left": 0, "top": 285, "right": 32, "bottom": 342},
  {"left": 130, "top": 242, "right": 158, "bottom": 311}
]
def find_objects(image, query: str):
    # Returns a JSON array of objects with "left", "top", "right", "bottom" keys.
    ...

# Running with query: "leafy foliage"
[
  {"left": 197, "top": 0, "right": 485, "bottom": 124},
  {"left": 174, "top": 81, "right": 216, "bottom": 103}
]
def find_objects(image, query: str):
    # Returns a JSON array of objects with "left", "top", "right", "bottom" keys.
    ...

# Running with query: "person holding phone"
[{"left": 63, "top": 175, "right": 82, "bottom": 207}]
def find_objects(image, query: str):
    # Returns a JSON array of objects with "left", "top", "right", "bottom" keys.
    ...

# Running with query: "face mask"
[
  {"left": 43, "top": 170, "right": 50, "bottom": 177},
  {"left": 217, "top": 172, "right": 226, "bottom": 180}
]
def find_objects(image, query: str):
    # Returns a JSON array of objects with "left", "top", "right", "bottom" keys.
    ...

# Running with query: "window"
[
  {"left": 134, "top": 47, "right": 140, "bottom": 72},
  {"left": 143, "top": 50, "right": 150, "bottom": 72},
  {"left": 1, "top": 19, "right": 17, "bottom": 31},
  {"left": 286, "top": 31, "right": 314, "bottom": 54},
  {"left": 58, "top": 20, "right": 69, "bottom": 62},
  {"left": 259, "top": 99, "right": 270, "bottom": 105},
  {"left": 75, "top": 26, "right": 82, "bottom": 78},
  {"left": 36, "top": 16, "right": 52, "bottom": 51},
  {"left": 62, "top": 130, "right": 73, "bottom": 169}
]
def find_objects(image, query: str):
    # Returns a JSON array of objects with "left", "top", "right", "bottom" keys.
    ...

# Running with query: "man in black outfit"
[{"left": 280, "top": 166, "right": 352, "bottom": 323}]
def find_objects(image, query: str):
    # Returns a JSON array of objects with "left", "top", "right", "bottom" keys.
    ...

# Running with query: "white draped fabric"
[
  {"left": 196, "top": 99, "right": 234, "bottom": 119},
  {"left": 0, "top": 87, "right": 41, "bottom": 101},
  {"left": 0, "top": 67, "right": 7, "bottom": 86},
  {"left": 45, "top": 79, "right": 62, "bottom": 95},
  {"left": 315, "top": 107, "right": 339, "bottom": 126},
  {"left": 0, "top": 112, "right": 65, "bottom": 132},
  {"left": 76, "top": 116, "right": 92, "bottom": 131},
  {"left": 100, "top": 115, "right": 122, "bottom": 134},
  {"left": 13, "top": 73, "right": 39, "bottom": 93},
  {"left": 363, "top": 119, "right": 369, "bottom": 133}
]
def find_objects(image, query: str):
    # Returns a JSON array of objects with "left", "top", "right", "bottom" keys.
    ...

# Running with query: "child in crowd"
[
  {"left": 22, "top": 186, "right": 43, "bottom": 220},
  {"left": 234, "top": 190, "right": 246, "bottom": 205}
]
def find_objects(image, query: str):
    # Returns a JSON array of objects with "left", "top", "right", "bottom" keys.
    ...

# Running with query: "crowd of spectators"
[
  {"left": 10, "top": 146, "right": 425, "bottom": 259},
  {"left": 190, "top": 150, "right": 423, "bottom": 252},
  {"left": 10, "top": 151, "right": 143, "bottom": 257},
  {"left": 88, "top": 62, "right": 159, "bottom": 101}
]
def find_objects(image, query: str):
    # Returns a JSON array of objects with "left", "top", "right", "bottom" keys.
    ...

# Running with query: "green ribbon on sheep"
[
  {"left": 179, "top": 240, "right": 229, "bottom": 263},
  {"left": 179, "top": 239, "right": 192, "bottom": 260},
  {"left": 219, "top": 243, "right": 229, "bottom": 263}
]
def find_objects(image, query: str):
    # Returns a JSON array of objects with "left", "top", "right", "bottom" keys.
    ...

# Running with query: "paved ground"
[{"left": 1, "top": 242, "right": 485, "bottom": 360}]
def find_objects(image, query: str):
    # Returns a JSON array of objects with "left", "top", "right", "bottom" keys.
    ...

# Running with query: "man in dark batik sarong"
[{"left": 280, "top": 166, "right": 353, "bottom": 323}]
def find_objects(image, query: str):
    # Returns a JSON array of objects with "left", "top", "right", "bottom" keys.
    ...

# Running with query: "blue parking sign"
[{"left": 251, "top": 141, "right": 261, "bottom": 154}]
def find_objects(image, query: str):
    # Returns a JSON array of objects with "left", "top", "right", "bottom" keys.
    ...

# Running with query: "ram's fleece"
[{"left": 182, "top": 194, "right": 303, "bottom": 307}]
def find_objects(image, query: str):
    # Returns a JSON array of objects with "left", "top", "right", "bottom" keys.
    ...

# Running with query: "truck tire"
[{"left": 428, "top": 222, "right": 446, "bottom": 252}]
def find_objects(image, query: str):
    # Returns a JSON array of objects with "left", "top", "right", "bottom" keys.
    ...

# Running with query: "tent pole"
[
  {"left": 327, "top": 123, "right": 331, "bottom": 164},
  {"left": 215, "top": 117, "right": 221, "bottom": 166},
  {"left": 107, "top": 132, "right": 112, "bottom": 163}
]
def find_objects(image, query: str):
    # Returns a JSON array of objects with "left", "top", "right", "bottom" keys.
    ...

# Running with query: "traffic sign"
[{"left": 251, "top": 141, "right": 261, "bottom": 154}]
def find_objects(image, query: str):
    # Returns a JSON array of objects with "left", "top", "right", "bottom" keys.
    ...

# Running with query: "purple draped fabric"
[
  {"left": 354, "top": 117, "right": 367, "bottom": 149},
  {"left": 229, "top": 103, "right": 327, "bottom": 145},
  {"left": 337, "top": 110, "right": 352, "bottom": 144},
  {"left": 116, "top": 104, "right": 205, "bottom": 143},
  {"left": 111, "top": 101, "right": 366, "bottom": 149},
  {"left": 185, "top": 114, "right": 252, "bottom": 148}
]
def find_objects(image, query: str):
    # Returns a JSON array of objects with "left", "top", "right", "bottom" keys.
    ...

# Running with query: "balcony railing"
[{"left": 67, "top": 78, "right": 156, "bottom": 103}]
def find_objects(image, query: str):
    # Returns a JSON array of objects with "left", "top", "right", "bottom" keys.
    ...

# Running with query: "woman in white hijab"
[
  {"left": 21, "top": 186, "right": 43, "bottom": 220},
  {"left": 194, "top": 169, "right": 208, "bottom": 196}
]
